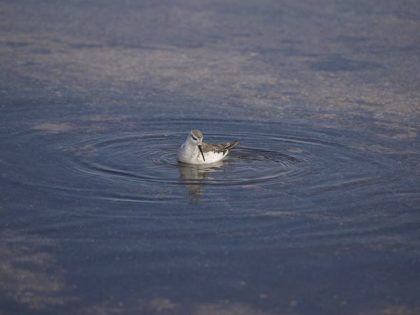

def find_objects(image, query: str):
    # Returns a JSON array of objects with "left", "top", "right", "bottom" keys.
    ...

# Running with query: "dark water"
[
  {"left": 2, "top": 0, "right": 420, "bottom": 314},
  {"left": 1, "top": 104, "right": 419, "bottom": 315}
]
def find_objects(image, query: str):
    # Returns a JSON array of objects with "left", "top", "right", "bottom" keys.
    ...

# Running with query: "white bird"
[{"left": 177, "top": 129, "right": 239, "bottom": 165}]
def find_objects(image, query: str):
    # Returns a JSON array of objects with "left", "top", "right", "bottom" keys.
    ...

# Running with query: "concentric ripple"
[
  {"left": 2, "top": 118, "right": 398, "bottom": 206},
  {"left": 2, "top": 117, "right": 416, "bottom": 245},
  {"left": 74, "top": 132, "right": 302, "bottom": 188}
]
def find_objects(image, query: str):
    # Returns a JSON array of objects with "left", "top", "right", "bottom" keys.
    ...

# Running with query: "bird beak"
[{"left": 198, "top": 145, "right": 205, "bottom": 161}]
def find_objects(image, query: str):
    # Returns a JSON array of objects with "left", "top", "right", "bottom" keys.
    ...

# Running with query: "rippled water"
[
  {"left": 1, "top": 113, "right": 420, "bottom": 268},
  {"left": 2, "top": 0, "right": 420, "bottom": 312}
]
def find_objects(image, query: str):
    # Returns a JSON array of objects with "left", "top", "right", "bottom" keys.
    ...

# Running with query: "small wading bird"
[{"left": 177, "top": 129, "right": 239, "bottom": 165}]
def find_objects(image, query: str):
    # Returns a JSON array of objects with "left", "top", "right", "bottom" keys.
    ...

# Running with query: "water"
[
  {"left": 1, "top": 104, "right": 419, "bottom": 314},
  {"left": 2, "top": 0, "right": 420, "bottom": 314}
]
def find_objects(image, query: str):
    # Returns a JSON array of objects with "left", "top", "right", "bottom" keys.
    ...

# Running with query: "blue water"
[
  {"left": 1, "top": 101, "right": 419, "bottom": 314},
  {"left": 1, "top": 0, "right": 420, "bottom": 314}
]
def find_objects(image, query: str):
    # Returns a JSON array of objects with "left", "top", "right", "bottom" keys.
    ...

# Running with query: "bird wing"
[{"left": 202, "top": 141, "right": 239, "bottom": 154}]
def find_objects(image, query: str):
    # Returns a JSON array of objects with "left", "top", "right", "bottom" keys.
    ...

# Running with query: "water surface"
[
  {"left": 1, "top": 1, "right": 420, "bottom": 314},
  {"left": 1, "top": 106, "right": 419, "bottom": 314}
]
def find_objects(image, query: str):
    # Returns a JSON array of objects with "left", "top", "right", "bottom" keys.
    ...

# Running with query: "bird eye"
[{"left": 191, "top": 135, "right": 197, "bottom": 141}]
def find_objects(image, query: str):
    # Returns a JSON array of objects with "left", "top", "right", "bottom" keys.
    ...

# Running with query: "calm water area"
[{"left": 1, "top": 1, "right": 420, "bottom": 314}]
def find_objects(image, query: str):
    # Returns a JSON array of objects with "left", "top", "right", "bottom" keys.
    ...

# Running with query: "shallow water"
[
  {"left": 1, "top": 104, "right": 420, "bottom": 314},
  {"left": 2, "top": 0, "right": 420, "bottom": 314}
]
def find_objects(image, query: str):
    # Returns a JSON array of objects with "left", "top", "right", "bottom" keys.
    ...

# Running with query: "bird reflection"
[{"left": 178, "top": 161, "right": 223, "bottom": 203}]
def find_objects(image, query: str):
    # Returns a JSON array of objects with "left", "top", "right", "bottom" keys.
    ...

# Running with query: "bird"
[{"left": 177, "top": 129, "right": 239, "bottom": 165}]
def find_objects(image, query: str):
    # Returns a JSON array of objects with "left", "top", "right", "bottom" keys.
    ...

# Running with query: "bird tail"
[{"left": 226, "top": 140, "right": 239, "bottom": 151}]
